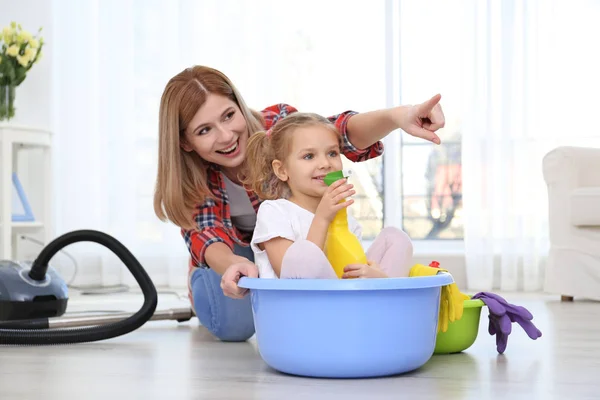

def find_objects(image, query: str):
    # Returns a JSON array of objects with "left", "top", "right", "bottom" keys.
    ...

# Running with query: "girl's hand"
[
  {"left": 314, "top": 178, "right": 355, "bottom": 223},
  {"left": 342, "top": 260, "right": 388, "bottom": 279},
  {"left": 397, "top": 94, "right": 445, "bottom": 145}
]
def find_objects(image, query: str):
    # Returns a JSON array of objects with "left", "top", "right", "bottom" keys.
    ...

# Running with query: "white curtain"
[
  {"left": 52, "top": 0, "right": 191, "bottom": 288},
  {"left": 51, "top": 0, "right": 387, "bottom": 288},
  {"left": 462, "top": 0, "right": 600, "bottom": 291}
]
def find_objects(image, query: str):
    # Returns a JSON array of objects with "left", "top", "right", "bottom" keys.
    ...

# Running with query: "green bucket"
[{"left": 434, "top": 298, "right": 485, "bottom": 354}]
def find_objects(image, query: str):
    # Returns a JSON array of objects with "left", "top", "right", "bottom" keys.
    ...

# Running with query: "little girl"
[{"left": 242, "top": 112, "right": 414, "bottom": 279}]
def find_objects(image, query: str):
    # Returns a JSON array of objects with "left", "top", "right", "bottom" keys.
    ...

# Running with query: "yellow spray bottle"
[{"left": 323, "top": 169, "right": 368, "bottom": 278}]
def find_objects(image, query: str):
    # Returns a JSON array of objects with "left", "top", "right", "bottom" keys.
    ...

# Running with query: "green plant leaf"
[{"left": 15, "top": 68, "right": 26, "bottom": 86}]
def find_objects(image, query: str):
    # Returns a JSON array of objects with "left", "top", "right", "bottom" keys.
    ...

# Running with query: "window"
[{"left": 381, "top": 0, "right": 465, "bottom": 241}]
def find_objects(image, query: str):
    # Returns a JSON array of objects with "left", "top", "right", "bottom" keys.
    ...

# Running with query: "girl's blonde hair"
[
  {"left": 154, "top": 65, "right": 264, "bottom": 230},
  {"left": 242, "top": 112, "right": 342, "bottom": 200}
]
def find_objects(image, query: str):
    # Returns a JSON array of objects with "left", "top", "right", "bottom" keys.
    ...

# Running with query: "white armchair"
[{"left": 543, "top": 146, "right": 600, "bottom": 301}]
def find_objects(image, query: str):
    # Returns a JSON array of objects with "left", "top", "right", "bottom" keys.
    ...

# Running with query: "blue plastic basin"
[{"left": 238, "top": 273, "right": 454, "bottom": 378}]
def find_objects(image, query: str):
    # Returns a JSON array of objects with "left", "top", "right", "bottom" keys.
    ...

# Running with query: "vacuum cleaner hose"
[{"left": 0, "top": 230, "right": 158, "bottom": 345}]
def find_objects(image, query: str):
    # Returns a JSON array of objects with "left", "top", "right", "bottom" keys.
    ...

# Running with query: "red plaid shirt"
[{"left": 182, "top": 104, "right": 384, "bottom": 276}]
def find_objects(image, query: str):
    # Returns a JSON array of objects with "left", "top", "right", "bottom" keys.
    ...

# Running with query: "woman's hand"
[
  {"left": 397, "top": 94, "right": 445, "bottom": 145},
  {"left": 342, "top": 260, "right": 388, "bottom": 279},
  {"left": 220, "top": 260, "right": 259, "bottom": 299},
  {"left": 314, "top": 178, "right": 355, "bottom": 224}
]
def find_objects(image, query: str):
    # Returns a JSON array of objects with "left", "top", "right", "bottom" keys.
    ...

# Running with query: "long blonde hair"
[
  {"left": 154, "top": 65, "right": 264, "bottom": 230},
  {"left": 241, "top": 113, "right": 341, "bottom": 200}
]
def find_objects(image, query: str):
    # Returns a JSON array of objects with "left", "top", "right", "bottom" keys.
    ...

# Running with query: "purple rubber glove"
[
  {"left": 472, "top": 292, "right": 542, "bottom": 354},
  {"left": 488, "top": 313, "right": 512, "bottom": 353}
]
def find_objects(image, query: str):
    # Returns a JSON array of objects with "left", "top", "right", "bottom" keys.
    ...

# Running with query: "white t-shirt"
[{"left": 250, "top": 199, "right": 363, "bottom": 279}]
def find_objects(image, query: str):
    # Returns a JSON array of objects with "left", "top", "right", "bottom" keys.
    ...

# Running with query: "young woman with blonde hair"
[{"left": 154, "top": 65, "right": 445, "bottom": 341}]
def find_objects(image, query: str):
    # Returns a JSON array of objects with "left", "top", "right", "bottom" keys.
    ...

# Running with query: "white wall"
[
  {"left": 0, "top": 0, "right": 53, "bottom": 128},
  {"left": 2, "top": 1, "right": 99, "bottom": 285},
  {"left": 1, "top": 0, "right": 58, "bottom": 269}
]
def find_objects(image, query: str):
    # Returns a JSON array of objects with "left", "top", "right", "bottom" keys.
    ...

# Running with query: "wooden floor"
[{"left": 1, "top": 290, "right": 599, "bottom": 400}]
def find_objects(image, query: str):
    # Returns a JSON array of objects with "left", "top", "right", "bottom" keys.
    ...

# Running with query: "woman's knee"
[
  {"left": 207, "top": 307, "right": 255, "bottom": 342},
  {"left": 191, "top": 267, "right": 255, "bottom": 342}
]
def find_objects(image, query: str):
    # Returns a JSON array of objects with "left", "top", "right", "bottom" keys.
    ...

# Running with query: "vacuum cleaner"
[{"left": 0, "top": 229, "right": 192, "bottom": 345}]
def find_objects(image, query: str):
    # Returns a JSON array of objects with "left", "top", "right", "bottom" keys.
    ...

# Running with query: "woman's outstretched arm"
[{"left": 346, "top": 94, "right": 445, "bottom": 149}]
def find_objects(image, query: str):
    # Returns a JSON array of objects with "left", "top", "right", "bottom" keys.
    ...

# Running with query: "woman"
[{"left": 154, "top": 65, "right": 445, "bottom": 341}]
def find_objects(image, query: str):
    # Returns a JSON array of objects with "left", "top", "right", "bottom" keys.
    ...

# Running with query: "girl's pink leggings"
[{"left": 280, "top": 227, "right": 413, "bottom": 279}]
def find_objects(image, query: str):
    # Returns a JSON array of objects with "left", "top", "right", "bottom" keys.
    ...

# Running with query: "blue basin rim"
[{"left": 238, "top": 272, "right": 454, "bottom": 291}]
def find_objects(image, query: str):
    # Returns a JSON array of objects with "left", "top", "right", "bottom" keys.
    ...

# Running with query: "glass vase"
[{"left": 0, "top": 84, "right": 16, "bottom": 121}]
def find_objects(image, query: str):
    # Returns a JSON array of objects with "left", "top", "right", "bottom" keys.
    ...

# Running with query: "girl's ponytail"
[{"left": 242, "top": 131, "right": 281, "bottom": 200}]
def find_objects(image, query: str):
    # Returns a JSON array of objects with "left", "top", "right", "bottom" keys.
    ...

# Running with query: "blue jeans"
[{"left": 190, "top": 244, "right": 255, "bottom": 342}]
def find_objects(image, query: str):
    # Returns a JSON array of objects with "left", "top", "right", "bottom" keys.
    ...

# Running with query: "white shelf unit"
[{"left": 0, "top": 124, "right": 53, "bottom": 260}]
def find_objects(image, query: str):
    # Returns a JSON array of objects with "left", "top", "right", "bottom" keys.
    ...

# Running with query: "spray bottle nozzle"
[{"left": 324, "top": 169, "right": 353, "bottom": 186}]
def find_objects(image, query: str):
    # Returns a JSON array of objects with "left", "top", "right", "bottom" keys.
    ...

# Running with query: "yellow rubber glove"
[{"left": 409, "top": 263, "right": 470, "bottom": 333}]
